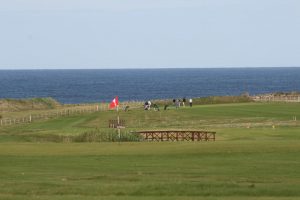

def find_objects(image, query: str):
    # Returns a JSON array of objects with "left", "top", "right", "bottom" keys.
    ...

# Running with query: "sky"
[{"left": 0, "top": 0, "right": 300, "bottom": 69}]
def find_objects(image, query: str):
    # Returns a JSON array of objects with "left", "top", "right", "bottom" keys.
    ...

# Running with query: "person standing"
[
  {"left": 175, "top": 99, "right": 179, "bottom": 109},
  {"left": 144, "top": 101, "right": 149, "bottom": 110},
  {"left": 189, "top": 98, "right": 193, "bottom": 107},
  {"left": 182, "top": 97, "right": 186, "bottom": 107},
  {"left": 148, "top": 100, "right": 152, "bottom": 110}
]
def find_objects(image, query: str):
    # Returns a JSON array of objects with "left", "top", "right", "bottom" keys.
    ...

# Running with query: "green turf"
[
  {"left": 0, "top": 102, "right": 300, "bottom": 199},
  {"left": 0, "top": 141, "right": 299, "bottom": 199}
]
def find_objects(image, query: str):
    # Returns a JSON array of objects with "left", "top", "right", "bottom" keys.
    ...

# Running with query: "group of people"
[
  {"left": 173, "top": 98, "right": 193, "bottom": 108},
  {"left": 144, "top": 101, "right": 159, "bottom": 111},
  {"left": 144, "top": 97, "right": 193, "bottom": 111}
]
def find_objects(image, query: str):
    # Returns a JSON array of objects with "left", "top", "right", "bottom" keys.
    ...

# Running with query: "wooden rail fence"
[
  {"left": 136, "top": 130, "right": 216, "bottom": 141},
  {"left": 252, "top": 95, "right": 300, "bottom": 102},
  {"left": 0, "top": 106, "right": 101, "bottom": 126},
  {"left": 0, "top": 102, "right": 142, "bottom": 127}
]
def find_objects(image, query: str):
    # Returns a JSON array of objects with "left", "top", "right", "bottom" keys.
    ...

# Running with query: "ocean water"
[{"left": 0, "top": 68, "right": 299, "bottom": 104}]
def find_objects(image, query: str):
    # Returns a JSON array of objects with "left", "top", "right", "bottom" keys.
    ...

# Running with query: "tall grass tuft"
[{"left": 30, "top": 129, "right": 142, "bottom": 143}]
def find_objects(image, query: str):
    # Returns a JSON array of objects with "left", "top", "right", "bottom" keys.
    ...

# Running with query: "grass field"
[{"left": 0, "top": 102, "right": 300, "bottom": 199}]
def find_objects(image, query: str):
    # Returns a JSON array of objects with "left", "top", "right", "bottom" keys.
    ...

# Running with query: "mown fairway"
[{"left": 0, "top": 102, "right": 300, "bottom": 199}]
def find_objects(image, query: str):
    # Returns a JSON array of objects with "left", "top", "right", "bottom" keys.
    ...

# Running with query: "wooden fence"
[
  {"left": 0, "top": 102, "right": 144, "bottom": 127},
  {"left": 135, "top": 130, "right": 216, "bottom": 142},
  {"left": 0, "top": 106, "right": 99, "bottom": 126},
  {"left": 252, "top": 95, "right": 300, "bottom": 102}
]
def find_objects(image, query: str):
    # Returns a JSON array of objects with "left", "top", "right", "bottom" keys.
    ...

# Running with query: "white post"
[
  {"left": 117, "top": 105, "right": 121, "bottom": 142},
  {"left": 117, "top": 105, "right": 120, "bottom": 125},
  {"left": 29, "top": 115, "right": 32, "bottom": 123}
]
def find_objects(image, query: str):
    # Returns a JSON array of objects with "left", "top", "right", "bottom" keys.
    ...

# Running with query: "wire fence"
[
  {"left": 0, "top": 106, "right": 98, "bottom": 126},
  {"left": 0, "top": 101, "right": 144, "bottom": 127}
]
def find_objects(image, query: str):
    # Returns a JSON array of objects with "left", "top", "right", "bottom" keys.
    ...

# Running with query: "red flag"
[{"left": 109, "top": 96, "right": 119, "bottom": 109}]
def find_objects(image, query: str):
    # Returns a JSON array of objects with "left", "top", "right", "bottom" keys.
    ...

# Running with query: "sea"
[{"left": 0, "top": 68, "right": 299, "bottom": 104}]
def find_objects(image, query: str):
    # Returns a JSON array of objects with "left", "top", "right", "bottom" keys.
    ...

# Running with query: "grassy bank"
[{"left": 0, "top": 97, "right": 61, "bottom": 112}]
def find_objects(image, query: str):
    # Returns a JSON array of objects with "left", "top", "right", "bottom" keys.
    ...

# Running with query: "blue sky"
[{"left": 0, "top": 0, "right": 300, "bottom": 69}]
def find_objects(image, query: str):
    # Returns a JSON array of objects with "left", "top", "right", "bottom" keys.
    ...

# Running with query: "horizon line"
[{"left": 0, "top": 66, "right": 300, "bottom": 70}]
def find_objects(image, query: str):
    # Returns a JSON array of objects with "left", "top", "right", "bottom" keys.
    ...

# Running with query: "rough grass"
[{"left": 0, "top": 97, "right": 61, "bottom": 112}]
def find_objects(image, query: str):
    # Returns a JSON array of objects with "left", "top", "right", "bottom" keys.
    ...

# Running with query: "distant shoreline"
[{"left": 0, "top": 66, "right": 300, "bottom": 70}]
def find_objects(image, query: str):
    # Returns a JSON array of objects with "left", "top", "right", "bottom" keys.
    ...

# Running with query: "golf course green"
[{"left": 0, "top": 102, "right": 299, "bottom": 199}]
